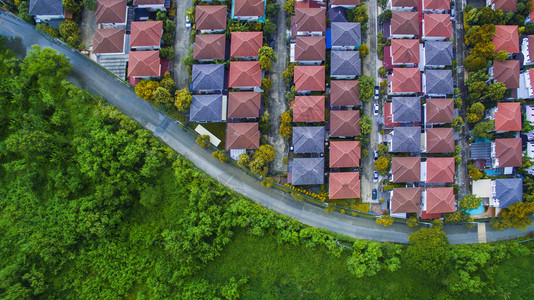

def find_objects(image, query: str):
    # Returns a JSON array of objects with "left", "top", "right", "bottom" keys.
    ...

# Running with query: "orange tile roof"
[
  {"left": 531, "top": 0, "right": 534, "bottom": 21},
  {"left": 392, "top": 0, "right": 418, "bottom": 7},
  {"left": 425, "top": 98, "right": 453, "bottom": 123},
  {"left": 294, "top": 65, "right": 325, "bottom": 91},
  {"left": 424, "top": 13, "right": 452, "bottom": 38},
  {"left": 329, "top": 172, "right": 360, "bottom": 199},
  {"left": 96, "top": 0, "right": 126, "bottom": 24},
  {"left": 92, "top": 28, "right": 125, "bottom": 54},
  {"left": 226, "top": 122, "right": 260, "bottom": 150},
  {"left": 234, "top": 0, "right": 265, "bottom": 17},
  {"left": 295, "top": 36, "right": 326, "bottom": 62},
  {"left": 391, "top": 187, "right": 422, "bottom": 214},
  {"left": 294, "top": 8, "right": 326, "bottom": 33},
  {"left": 495, "top": 102, "right": 522, "bottom": 131},
  {"left": 493, "top": 25, "right": 520, "bottom": 54},
  {"left": 391, "top": 68, "right": 421, "bottom": 93},
  {"left": 426, "top": 128, "right": 454, "bottom": 153},
  {"left": 230, "top": 31, "right": 263, "bottom": 58},
  {"left": 330, "top": 110, "right": 361, "bottom": 137},
  {"left": 493, "top": 60, "right": 520, "bottom": 89},
  {"left": 391, "top": 39, "right": 420, "bottom": 65},
  {"left": 425, "top": 187, "right": 455, "bottom": 214},
  {"left": 228, "top": 61, "right": 262, "bottom": 88},
  {"left": 426, "top": 157, "right": 455, "bottom": 183},
  {"left": 193, "top": 34, "right": 226, "bottom": 60},
  {"left": 195, "top": 5, "right": 227, "bottom": 31},
  {"left": 227, "top": 92, "right": 261, "bottom": 119},
  {"left": 128, "top": 50, "right": 161, "bottom": 78},
  {"left": 392, "top": 157, "right": 421, "bottom": 183},
  {"left": 528, "top": 35, "right": 534, "bottom": 60},
  {"left": 391, "top": 11, "right": 419, "bottom": 36},
  {"left": 329, "top": 140, "right": 361, "bottom": 168},
  {"left": 495, "top": 138, "right": 522, "bottom": 167},
  {"left": 424, "top": 0, "right": 450, "bottom": 10},
  {"left": 330, "top": 80, "right": 360, "bottom": 106},
  {"left": 494, "top": 0, "right": 517, "bottom": 12},
  {"left": 130, "top": 21, "right": 162, "bottom": 48},
  {"left": 293, "top": 95, "right": 325, "bottom": 122}
]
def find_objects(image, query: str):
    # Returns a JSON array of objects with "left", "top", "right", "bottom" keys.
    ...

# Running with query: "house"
[
  {"left": 292, "top": 126, "right": 325, "bottom": 153},
  {"left": 331, "top": 51, "right": 361, "bottom": 79},
  {"left": 195, "top": 5, "right": 227, "bottom": 33},
  {"left": 424, "top": 157, "right": 455, "bottom": 183},
  {"left": 423, "top": 69, "right": 453, "bottom": 96},
  {"left": 227, "top": 92, "right": 261, "bottom": 119},
  {"left": 390, "top": 11, "right": 419, "bottom": 38},
  {"left": 226, "top": 122, "right": 260, "bottom": 150},
  {"left": 423, "top": 0, "right": 450, "bottom": 13},
  {"left": 330, "top": 0, "right": 360, "bottom": 8},
  {"left": 422, "top": 187, "right": 456, "bottom": 216},
  {"left": 92, "top": 28, "right": 126, "bottom": 56},
  {"left": 522, "top": 35, "right": 534, "bottom": 66},
  {"left": 232, "top": 0, "right": 266, "bottom": 22},
  {"left": 492, "top": 60, "right": 520, "bottom": 91},
  {"left": 191, "top": 64, "right": 225, "bottom": 93},
  {"left": 329, "top": 141, "right": 361, "bottom": 168},
  {"left": 425, "top": 98, "right": 454, "bottom": 124},
  {"left": 391, "top": 97, "right": 421, "bottom": 123},
  {"left": 390, "top": 187, "right": 422, "bottom": 214},
  {"left": 470, "top": 141, "right": 493, "bottom": 169},
  {"left": 391, "top": 0, "right": 418, "bottom": 11},
  {"left": 293, "top": 36, "right": 326, "bottom": 64},
  {"left": 493, "top": 25, "right": 520, "bottom": 54},
  {"left": 518, "top": 68, "right": 534, "bottom": 99},
  {"left": 128, "top": 50, "right": 161, "bottom": 80},
  {"left": 228, "top": 61, "right": 262, "bottom": 90},
  {"left": 472, "top": 179, "right": 493, "bottom": 203},
  {"left": 425, "top": 128, "right": 454, "bottom": 153},
  {"left": 494, "top": 138, "right": 522, "bottom": 168},
  {"left": 193, "top": 34, "right": 226, "bottom": 62},
  {"left": 189, "top": 94, "right": 224, "bottom": 122},
  {"left": 230, "top": 32, "right": 263, "bottom": 60},
  {"left": 423, "top": 13, "right": 453, "bottom": 41},
  {"left": 95, "top": 0, "right": 127, "bottom": 28},
  {"left": 290, "top": 157, "right": 325, "bottom": 185},
  {"left": 130, "top": 21, "right": 163, "bottom": 51},
  {"left": 329, "top": 110, "right": 361, "bottom": 137},
  {"left": 390, "top": 68, "right": 421, "bottom": 95},
  {"left": 330, "top": 80, "right": 360, "bottom": 107},
  {"left": 293, "top": 96, "right": 325, "bottom": 122},
  {"left": 329, "top": 6, "right": 348, "bottom": 22},
  {"left": 133, "top": 0, "right": 165, "bottom": 11},
  {"left": 329, "top": 172, "right": 360, "bottom": 199},
  {"left": 492, "top": 178, "right": 523, "bottom": 208},
  {"left": 495, "top": 102, "right": 521, "bottom": 132},
  {"left": 391, "top": 39, "right": 420, "bottom": 66},
  {"left": 391, "top": 157, "right": 421, "bottom": 183},
  {"left": 389, "top": 126, "right": 421, "bottom": 152},
  {"left": 331, "top": 22, "right": 361, "bottom": 50},
  {"left": 487, "top": 0, "right": 518, "bottom": 12},
  {"left": 423, "top": 41, "right": 453, "bottom": 68},
  {"left": 29, "top": 0, "right": 64, "bottom": 23},
  {"left": 294, "top": 65, "right": 325, "bottom": 92},
  {"left": 294, "top": 8, "right": 327, "bottom": 36}
]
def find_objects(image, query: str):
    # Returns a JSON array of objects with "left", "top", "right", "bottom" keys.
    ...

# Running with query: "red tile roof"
[
  {"left": 495, "top": 102, "right": 522, "bottom": 131},
  {"left": 329, "top": 140, "right": 361, "bottom": 168},
  {"left": 227, "top": 92, "right": 261, "bottom": 119},
  {"left": 493, "top": 25, "right": 520, "bottom": 54},
  {"left": 426, "top": 98, "right": 453, "bottom": 124},
  {"left": 294, "top": 8, "right": 326, "bottom": 33},
  {"left": 528, "top": 35, "right": 534, "bottom": 60},
  {"left": 234, "top": 0, "right": 265, "bottom": 17},
  {"left": 293, "top": 95, "right": 325, "bottom": 122},
  {"left": 426, "top": 157, "right": 455, "bottom": 183},
  {"left": 195, "top": 5, "right": 227, "bottom": 31},
  {"left": 193, "top": 34, "right": 226, "bottom": 60},
  {"left": 95, "top": 0, "right": 127, "bottom": 24},
  {"left": 494, "top": 0, "right": 518, "bottom": 12},
  {"left": 391, "top": 39, "right": 420, "bottom": 65},
  {"left": 330, "top": 110, "right": 361, "bottom": 137},
  {"left": 294, "top": 65, "right": 325, "bottom": 91},
  {"left": 295, "top": 36, "right": 326, "bottom": 62},
  {"left": 228, "top": 61, "right": 262, "bottom": 88},
  {"left": 392, "top": 0, "right": 418, "bottom": 7},
  {"left": 391, "top": 11, "right": 419, "bottom": 36},
  {"left": 424, "top": 0, "right": 450, "bottom": 10},
  {"left": 130, "top": 21, "right": 162, "bottom": 48},
  {"left": 230, "top": 32, "right": 262, "bottom": 58},
  {"left": 330, "top": 80, "right": 360, "bottom": 106},
  {"left": 424, "top": 13, "right": 452, "bottom": 38},
  {"left": 128, "top": 50, "right": 161, "bottom": 78},
  {"left": 495, "top": 138, "right": 522, "bottom": 167},
  {"left": 493, "top": 60, "right": 520, "bottom": 89},
  {"left": 92, "top": 28, "right": 125, "bottom": 54},
  {"left": 426, "top": 128, "right": 454, "bottom": 153},
  {"left": 531, "top": 0, "right": 534, "bottom": 21},
  {"left": 331, "top": 0, "right": 361, "bottom": 5},
  {"left": 226, "top": 122, "right": 260, "bottom": 150},
  {"left": 392, "top": 157, "right": 421, "bottom": 183},
  {"left": 391, "top": 187, "right": 422, "bottom": 214},
  {"left": 329, "top": 172, "right": 360, "bottom": 199},
  {"left": 391, "top": 68, "right": 421, "bottom": 93},
  {"left": 425, "top": 187, "right": 455, "bottom": 214}
]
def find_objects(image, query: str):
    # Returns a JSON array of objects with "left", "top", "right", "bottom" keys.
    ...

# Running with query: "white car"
[
  {"left": 373, "top": 171, "right": 379, "bottom": 182},
  {"left": 185, "top": 16, "right": 191, "bottom": 29},
  {"left": 373, "top": 103, "right": 379, "bottom": 116}
]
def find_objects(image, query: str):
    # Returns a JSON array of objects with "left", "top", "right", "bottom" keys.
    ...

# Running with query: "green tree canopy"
[{"left": 405, "top": 228, "right": 451, "bottom": 277}]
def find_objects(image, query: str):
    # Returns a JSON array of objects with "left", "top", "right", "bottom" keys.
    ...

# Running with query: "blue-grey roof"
[
  {"left": 190, "top": 94, "right": 223, "bottom": 122},
  {"left": 425, "top": 69, "right": 453, "bottom": 95},
  {"left": 495, "top": 178, "right": 523, "bottom": 208},
  {"left": 470, "top": 142, "right": 492, "bottom": 168},
  {"left": 392, "top": 97, "right": 421, "bottom": 122},
  {"left": 192, "top": 64, "right": 224, "bottom": 91},
  {"left": 29, "top": 0, "right": 63, "bottom": 16},
  {"left": 425, "top": 41, "right": 453, "bottom": 66},
  {"left": 290, "top": 157, "right": 325, "bottom": 185},
  {"left": 331, "top": 22, "right": 361, "bottom": 47},
  {"left": 329, "top": 7, "right": 348, "bottom": 23},
  {"left": 331, "top": 51, "right": 361, "bottom": 77},
  {"left": 391, "top": 126, "right": 421, "bottom": 152},
  {"left": 293, "top": 126, "right": 325, "bottom": 153}
]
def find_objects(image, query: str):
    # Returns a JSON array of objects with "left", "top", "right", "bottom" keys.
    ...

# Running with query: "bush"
[
  {"left": 407, "top": 216, "right": 419, "bottom": 228},
  {"left": 359, "top": 43, "right": 369, "bottom": 58},
  {"left": 376, "top": 216, "right": 394, "bottom": 226},
  {"left": 196, "top": 135, "right": 210, "bottom": 148},
  {"left": 213, "top": 150, "right": 229, "bottom": 163}
]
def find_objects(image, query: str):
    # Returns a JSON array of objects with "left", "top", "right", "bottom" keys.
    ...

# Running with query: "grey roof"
[
  {"left": 292, "top": 126, "right": 325, "bottom": 153},
  {"left": 425, "top": 69, "right": 453, "bottom": 95},
  {"left": 331, "top": 22, "right": 361, "bottom": 47},
  {"left": 329, "top": 7, "right": 348, "bottom": 23},
  {"left": 29, "top": 0, "right": 63, "bottom": 16},
  {"left": 391, "top": 126, "right": 421, "bottom": 152},
  {"left": 192, "top": 64, "right": 224, "bottom": 91},
  {"left": 495, "top": 178, "right": 523, "bottom": 208},
  {"left": 290, "top": 157, "right": 325, "bottom": 185},
  {"left": 190, "top": 94, "right": 223, "bottom": 122},
  {"left": 425, "top": 41, "right": 453, "bottom": 66},
  {"left": 392, "top": 97, "right": 421, "bottom": 122},
  {"left": 331, "top": 51, "right": 361, "bottom": 77},
  {"left": 470, "top": 142, "right": 492, "bottom": 160}
]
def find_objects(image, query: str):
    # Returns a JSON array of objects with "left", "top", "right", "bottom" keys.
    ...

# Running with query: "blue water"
[
  {"left": 485, "top": 169, "right": 501, "bottom": 176},
  {"left": 467, "top": 203, "right": 485, "bottom": 215}
]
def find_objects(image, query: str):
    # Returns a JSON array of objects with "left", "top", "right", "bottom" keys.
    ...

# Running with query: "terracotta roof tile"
[
  {"left": 493, "top": 60, "right": 520, "bottom": 89},
  {"left": 426, "top": 157, "right": 455, "bottom": 183},
  {"left": 329, "top": 172, "right": 360, "bottom": 199},
  {"left": 295, "top": 36, "right": 326, "bottom": 62},
  {"left": 330, "top": 110, "right": 361, "bottom": 137},
  {"left": 392, "top": 0, "right": 418, "bottom": 7},
  {"left": 130, "top": 21, "right": 163, "bottom": 48},
  {"left": 528, "top": 35, "right": 534, "bottom": 61},
  {"left": 426, "top": 128, "right": 454, "bottom": 153},
  {"left": 226, "top": 122, "right": 260, "bottom": 150},
  {"left": 391, "top": 39, "right": 420, "bottom": 64},
  {"left": 423, "top": 0, "right": 450, "bottom": 10},
  {"left": 391, "top": 187, "right": 422, "bottom": 214},
  {"left": 230, "top": 31, "right": 263, "bottom": 58},
  {"left": 329, "top": 141, "right": 361, "bottom": 168},
  {"left": 128, "top": 50, "right": 161, "bottom": 78},
  {"left": 426, "top": 187, "right": 455, "bottom": 214},
  {"left": 493, "top": 25, "right": 520, "bottom": 54},
  {"left": 330, "top": 80, "right": 360, "bottom": 106},
  {"left": 392, "top": 157, "right": 421, "bottom": 183},
  {"left": 92, "top": 28, "right": 125, "bottom": 54},
  {"left": 495, "top": 138, "right": 522, "bottom": 167},
  {"left": 193, "top": 34, "right": 226, "bottom": 60},
  {"left": 391, "top": 11, "right": 419, "bottom": 36},
  {"left": 424, "top": 13, "right": 452, "bottom": 38},
  {"left": 228, "top": 61, "right": 262, "bottom": 88},
  {"left": 227, "top": 92, "right": 261, "bottom": 119},
  {"left": 96, "top": 0, "right": 126, "bottom": 24},
  {"left": 295, "top": 8, "right": 326, "bottom": 33},
  {"left": 495, "top": 102, "right": 521, "bottom": 131},
  {"left": 391, "top": 68, "right": 421, "bottom": 93},
  {"left": 196, "top": 5, "right": 227, "bottom": 31},
  {"left": 294, "top": 65, "right": 325, "bottom": 91},
  {"left": 293, "top": 95, "right": 325, "bottom": 122},
  {"left": 425, "top": 98, "right": 453, "bottom": 123},
  {"left": 494, "top": 0, "right": 518, "bottom": 12},
  {"left": 233, "top": 0, "right": 265, "bottom": 17}
]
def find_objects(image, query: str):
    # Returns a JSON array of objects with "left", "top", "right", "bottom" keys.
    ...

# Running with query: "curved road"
[{"left": 1, "top": 12, "right": 532, "bottom": 244}]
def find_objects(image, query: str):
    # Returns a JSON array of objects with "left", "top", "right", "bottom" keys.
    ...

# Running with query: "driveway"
[{"left": 174, "top": 0, "right": 193, "bottom": 89}]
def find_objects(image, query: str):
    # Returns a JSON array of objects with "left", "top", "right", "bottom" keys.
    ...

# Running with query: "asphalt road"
[
  {"left": 173, "top": 0, "right": 193, "bottom": 89},
  {"left": 1, "top": 11, "right": 533, "bottom": 244}
]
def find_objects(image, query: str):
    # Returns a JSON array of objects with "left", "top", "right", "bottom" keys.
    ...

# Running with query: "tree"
[
  {"left": 407, "top": 216, "right": 419, "bottom": 228},
  {"left": 472, "top": 120, "right": 494, "bottom": 139},
  {"left": 359, "top": 43, "right": 369, "bottom": 58},
  {"left": 460, "top": 194, "right": 483, "bottom": 210},
  {"left": 135, "top": 79, "right": 160, "bottom": 101},
  {"left": 431, "top": 219, "right": 444, "bottom": 229},
  {"left": 20, "top": 45, "right": 72, "bottom": 94},
  {"left": 466, "top": 102, "right": 485, "bottom": 123},
  {"left": 63, "top": 0, "right": 81, "bottom": 15},
  {"left": 360, "top": 114, "right": 372, "bottom": 135},
  {"left": 374, "top": 157, "right": 390, "bottom": 175},
  {"left": 463, "top": 54, "right": 487, "bottom": 72},
  {"left": 212, "top": 150, "right": 229, "bottom": 163},
  {"left": 253, "top": 145, "right": 275, "bottom": 163},
  {"left": 376, "top": 215, "right": 394, "bottom": 226},
  {"left": 263, "top": 19, "right": 276, "bottom": 35},
  {"left": 261, "top": 77, "right": 272, "bottom": 92},
  {"left": 237, "top": 153, "right": 250, "bottom": 167},
  {"left": 358, "top": 75, "right": 374, "bottom": 102},
  {"left": 174, "top": 88, "right": 192, "bottom": 112},
  {"left": 495, "top": 50, "right": 509, "bottom": 61},
  {"left": 453, "top": 116, "right": 464, "bottom": 132},
  {"left": 152, "top": 87, "right": 174, "bottom": 108},
  {"left": 283, "top": 0, "right": 294, "bottom": 15},
  {"left": 160, "top": 72, "right": 176, "bottom": 93},
  {"left": 348, "top": 4, "right": 369, "bottom": 31},
  {"left": 490, "top": 202, "right": 534, "bottom": 230},
  {"left": 282, "top": 63, "right": 297, "bottom": 84},
  {"left": 196, "top": 135, "right": 210, "bottom": 148},
  {"left": 279, "top": 110, "right": 292, "bottom": 139},
  {"left": 160, "top": 47, "right": 175, "bottom": 61},
  {"left": 454, "top": 97, "right": 463, "bottom": 108},
  {"left": 377, "top": 144, "right": 388, "bottom": 156},
  {"left": 468, "top": 163, "right": 485, "bottom": 181},
  {"left": 36, "top": 24, "right": 60, "bottom": 37},
  {"left": 378, "top": 9, "right": 392, "bottom": 22},
  {"left": 482, "top": 82, "right": 507, "bottom": 101},
  {"left": 405, "top": 228, "right": 451, "bottom": 277},
  {"left": 258, "top": 46, "right": 276, "bottom": 70},
  {"left": 58, "top": 20, "right": 81, "bottom": 48}
]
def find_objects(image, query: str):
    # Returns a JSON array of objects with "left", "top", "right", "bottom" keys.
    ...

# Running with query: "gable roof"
[
  {"left": 193, "top": 34, "right": 226, "bottom": 60},
  {"left": 425, "top": 41, "right": 453, "bottom": 66},
  {"left": 128, "top": 50, "right": 161, "bottom": 77},
  {"left": 293, "top": 96, "right": 325, "bottom": 122},
  {"left": 29, "top": 0, "right": 63, "bottom": 16},
  {"left": 391, "top": 39, "right": 420, "bottom": 64},
  {"left": 233, "top": 0, "right": 265, "bottom": 17},
  {"left": 493, "top": 60, "right": 520, "bottom": 89},
  {"left": 329, "top": 141, "right": 361, "bottom": 168},
  {"left": 426, "top": 157, "right": 455, "bottom": 183},
  {"left": 230, "top": 31, "right": 263, "bottom": 58},
  {"left": 495, "top": 178, "right": 523, "bottom": 208},
  {"left": 391, "top": 126, "right": 421, "bottom": 152},
  {"left": 495, "top": 102, "right": 521, "bottom": 131},
  {"left": 96, "top": 0, "right": 126, "bottom": 24},
  {"left": 392, "top": 97, "right": 421, "bottom": 122},
  {"left": 425, "top": 69, "right": 453, "bottom": 95},
  {"left": 392, "top": 0, "right": 418, "bottom": 7},
  {"left": 424, "top": 13, "right": 452, "bottom": 38},
  {"left": 227, "top": 92, "right": 261, "bottom": 119},
  {"left": 330, "top": 110, "right": 361, "bottom": 137},
  {"left": 392, "top": 68, "right": 421, "bottom": 93},
  {"left": 189, "top": 94, "right": 223, "bottom": 122},
  {"left": 330, "top": 80, "right": 360, "bottom": 106},
  {"left": 329, "top": 172, "right": 360, "bottom": 199},
  {"left": 228, "top": 61, "right": 262, "bottom": 88},
  {"left": 294, "top": 66, "right": 325, "bottom": 91},
  {"left": 331, "top": 50, "right": 361, "bottom": 77},
  {"left": 391, "top": 11, "right": 419, "bottom": 36},
  {"left": 493, "top": 25, "right": 520, "bottom": 54},
  {"left": 130, "top": 21, "right": 162, "bottom": 48},
  {"left": 226, "top": 122, "right": 260, "bottom": 150},
  {"left": 426, "top": 187, "right": 455, "bottom": 214},
  {"left": 426, "top": 98, "right": 454, "bottom": 123},
  {"left": 331, "top": 22, "right": 361, "bottom": 48},
  {"left": 494, "top": 0, "right": 518, "bottom": 12},
  {"left": 424, "top": 0, "right": 450, "bottom": 10},
  {"left": 329, "top": 7, "right": 348, "bottom": 22},
  {"left": 93, "top": 28, "right": 125, "bottom": 54},
  {"left": 495, "top": 138, "right": 522, "bottom": 167},
  {"left": 392, "top": 157, "right": 421, "bottom": 182},
  {"left": 294, "top": 8, "right": 326, "bottom": 33},
  {"left": 191, "top": 64, "right": 225, "bottom": 91},
  {"left": 195, "top": 5, "right": 227, "bottom": 31},
  {"left": 295, "top": 36, "right": 326, "bottom": 62},
  {"left": 292, "top": 126, "right": 325, "bottom": 153},
  {"left": 426, "top": 128, "right": 454, "bottom": 153},
  {"left": 290, "top": 158, "right": 325, "bottom": 185},
  {"left": 391, "top": 187, "right": 422, "bottom": 214}
]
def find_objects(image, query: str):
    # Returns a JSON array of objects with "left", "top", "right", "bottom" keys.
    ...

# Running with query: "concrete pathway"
[
  {"left": 173, "top": 0, "right": 193, "bottom": 90},
  {"left": 80, "top": 8, "right": 96, "bottom": 50}
]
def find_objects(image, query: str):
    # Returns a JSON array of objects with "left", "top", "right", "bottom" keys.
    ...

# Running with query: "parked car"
[
  {"left": 374, "top": 86, "right": 379, "bottom": 96},
  {"left": 373, "top": 150, "right": 378, "bottom": 161},
  {"left": 374, "top": 103, "right": 379, "bottom": 116},
  {"left": 185, "top": 16, "right": 191, "bottom": 28},
  {"left": 373, "top": 171, "right": 379, "bottom": 182},
  {"left": 372, "top": 189, "right": 377, "bottom": 200}
]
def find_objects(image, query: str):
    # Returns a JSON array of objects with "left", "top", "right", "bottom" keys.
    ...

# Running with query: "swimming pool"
[{"left": 466, "top": 203, "right": 485, "bottom": 215}]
